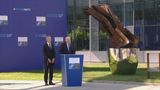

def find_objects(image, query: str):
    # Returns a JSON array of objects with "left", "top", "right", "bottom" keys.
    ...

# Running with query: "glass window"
[
  {"left": 125, "top": 2, "right": 134, "bottom": 26},
  {"left": 135, "top": 0, "right": 160, "bottom": 50},
  {"left": 68, "top": 0, "right": 89, "bottom": 50}
]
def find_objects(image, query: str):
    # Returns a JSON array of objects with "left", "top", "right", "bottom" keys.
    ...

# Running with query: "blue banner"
[{"left": 0, "top": 0, "right": 67, "bottom": 71}]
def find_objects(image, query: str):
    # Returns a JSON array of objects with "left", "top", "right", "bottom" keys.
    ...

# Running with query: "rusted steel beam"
[{"left": 84, "top": 4, "right": 139, "bottom": 48}]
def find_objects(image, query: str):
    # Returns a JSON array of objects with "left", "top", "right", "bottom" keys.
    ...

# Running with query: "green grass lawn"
[{"left": 0, "top": 63, "right": 159, "bottom": 83}]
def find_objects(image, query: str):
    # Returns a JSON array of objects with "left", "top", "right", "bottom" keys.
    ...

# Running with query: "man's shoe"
[
  {"left": 49, "top": 82, "right": 55, "bottom": 85},
  {"left": 45, "top": 83, "right": 48, "bottom": 86}
]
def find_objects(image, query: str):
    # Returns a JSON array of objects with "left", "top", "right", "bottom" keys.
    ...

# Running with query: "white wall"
[
  {"left": 76, "top": 50, "right": 160, "bottom": 63},
  {"left": 76, "top": 51, "right": 108, "bottom": 63}
]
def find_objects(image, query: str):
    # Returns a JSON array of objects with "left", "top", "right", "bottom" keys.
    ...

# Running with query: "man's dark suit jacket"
[
  {"left": 43, "top": 43, "right": 55, "bottom": 66},
  {"left": 60, "top": 42, "right": 75, "bottom": 54}
]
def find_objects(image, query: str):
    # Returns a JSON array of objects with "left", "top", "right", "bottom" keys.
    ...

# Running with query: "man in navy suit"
[
  {"left": 60, "top": 36, "right": 75, "bottom": 54},
  {"left": 43, "top": 35, "right": 55, "bottom": 85}
]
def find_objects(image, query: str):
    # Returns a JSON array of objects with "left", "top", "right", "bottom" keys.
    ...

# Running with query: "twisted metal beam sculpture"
[{"left": 84, "top": 4, "right": 139, "bottom": 48}]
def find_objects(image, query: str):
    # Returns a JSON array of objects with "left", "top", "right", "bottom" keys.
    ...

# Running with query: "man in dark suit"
[
  {"left": 43, "top": 35, "right": 55, "bottom": 85},
  {"left": 60, "top": 36, "right": 75, "bottom": 54}
]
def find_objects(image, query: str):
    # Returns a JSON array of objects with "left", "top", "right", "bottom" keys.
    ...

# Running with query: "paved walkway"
[{"left": 0, "top": 80, "right": 159, "bottom": 90}]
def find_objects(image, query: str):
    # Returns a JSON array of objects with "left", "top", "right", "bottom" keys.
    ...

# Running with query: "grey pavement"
[{"left": 0, "top": 80, "right": 159, "bottom": 90}]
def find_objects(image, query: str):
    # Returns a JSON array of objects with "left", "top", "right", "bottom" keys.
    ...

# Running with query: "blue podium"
[{"left": 61, "top": 54, "right": 84, "bottom": 86}]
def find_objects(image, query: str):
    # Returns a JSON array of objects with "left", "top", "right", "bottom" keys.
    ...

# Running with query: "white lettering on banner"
[
  {"left": 0, "top": 15, "right": 8, "bottom": 20},
  {"left": 13, "top": 8, "right": 31, "bottom": 11},
  {"left": 18, "top": 37, "right": 28, "bottom": 47},
  {"left": 36, "top": 16, "right": 46, "bottom": 22},
  {"left": 18, "top": 37, "right": 28, "bottom": 42},
  {"left": 36, "top": 16, "right": 46, "bottom": 26},
  {"left": 69, "top": 58, "right": 80, "bottom": 64},
  {"left": 54, "top": 37, "right": 63, "bottom": 42}
]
